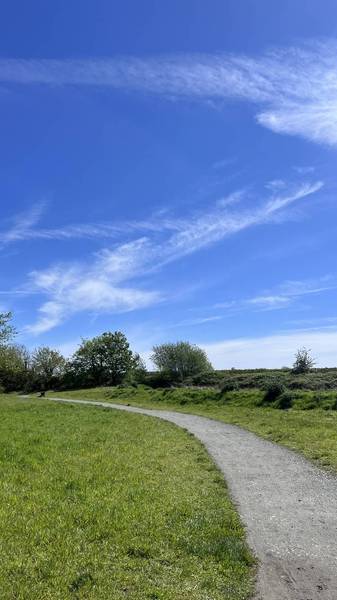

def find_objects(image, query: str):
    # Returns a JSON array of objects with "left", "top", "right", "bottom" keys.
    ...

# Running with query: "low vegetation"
[
  {"left": 0, "top": 395, "right": 254, "bottom": 599},
  {"left": 5, "top": 313, "right": 337, "bottom": 597},
  {"left": 1, "top": 311, "right": 336, "bottom": 396},
  {"left": 48, "top": 386, "right": 337, "bottom": 472}
]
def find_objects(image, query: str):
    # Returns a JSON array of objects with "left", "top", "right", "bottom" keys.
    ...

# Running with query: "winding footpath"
[{"left": 45, "top": 397, "right": 337, "bottom": 600}]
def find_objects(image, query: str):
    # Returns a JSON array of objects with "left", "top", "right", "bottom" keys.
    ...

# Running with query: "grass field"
[
  {"left": 48, "top": 386, "right": 337, "bottom": 472},
  {"left": 0, "top": 395, "right": 254, "bottom": 600}
]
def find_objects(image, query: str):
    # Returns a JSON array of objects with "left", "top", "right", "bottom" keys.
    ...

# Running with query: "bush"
[
  {"left": 288, "top": 377, "right": 310, "bottom": 390},
  {"left": 301, "top": 398, "right": 320, "bottom": 410},
  {"left": 144, "top": 371, "right": 175, "bottom": 388},
  {"left": 188, "top": 371, "right": 221, "bottom": 386},
  {"left": 292, "top": 347, "right": 315, "bottom": 374},
  {"left": 220, "top": 379, "right": 239, "bottom": 393},
  {"left": 273, "top": 392, "right": 294, "bottom": 410},
  {"left": 262, "top": 378, "right": 286, "bottom": 404}
]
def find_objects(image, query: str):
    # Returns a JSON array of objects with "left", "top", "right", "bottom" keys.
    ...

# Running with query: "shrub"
[
  {"left": 292, "top": 347, "right": 315, "bottom": 374},
  {"left": 144, "top": 371, "right": 175, "bottom": 388},
  {"left": 288, "top": 377, "right": 310, "bottom": 390},
  {"left": 220, "top": 379, "right": 239, "bottom": 393},
  {"left": 262, "top": 378, "right": 286, "bottom": 404},
  {"left": 296, "top": 396, "right": 320, "bottom": 410},
  {"left": 273, "top": 392, "right": 294, "bottom": 410},
  {"left": 188, "top": 371, "right": 221, "bottom": 386}
]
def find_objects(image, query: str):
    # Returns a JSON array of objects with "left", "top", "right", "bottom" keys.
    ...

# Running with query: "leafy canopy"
[
  {"left": 0, "top": 344, "right": 30, "bottom": 392},
  {"left": 151, "top": 341, "right": 213, "bottom": 382},
  {"left": 71, "top": 331, "right": 134, "bottom": 386},
  {"left": 0, "top": 312, "right": 16, "bottom": 346},
  {"left": 31, "top": 347, "right": 66, "bottom": 379}
]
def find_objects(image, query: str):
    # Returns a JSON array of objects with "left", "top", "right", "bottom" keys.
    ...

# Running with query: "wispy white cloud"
[
  {"left": 0, "top": 202, "right": 47, "bottom": 245},
  {"left": 212, "top": 157, "right": 237, "bottom": 170},
  {"left": 277, "top": 277, "right": 337, "bottom": 297},
  {"left": 1, "top": 180, "right": 321, "bottom": 252},
  {"left": 24, "top": 179, "right": 322, "bottom": 334},
  {"left": 247, "top": 295, "right": 292, "bottom": 310},
  {"left": 215, "top": 275, "right": 337, "bottom": 313},
  {"left": 293, "top": 166, "right": 316, "bottom": 175},
  {"left": 2, "top": 41, "right": 337, "bottom": 144},
  {"left": 0, "top": 206, "right": 183, "bottom": 246},
  {"left": 174, "top": 315, "right": 223, "bottom": 327},
  {"left": 286, "top": 316, "right": 337, "bottom": 328},
  {"left": 265, "top": 179, "right": 287, "bottom": 192},
  {"left": 163, "top": 181, "right": 323, "bottom": 262},
  {"left": 26, "top": 263, "right": 160, "bottom": 335}
]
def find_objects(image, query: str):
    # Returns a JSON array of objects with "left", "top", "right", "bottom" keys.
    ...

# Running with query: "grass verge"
[
  {"left": 47, "top": 386, "right": 337, "bottom": 473},
  {"left": 0, "top": 395, "right": 254, "bottom": 600}
]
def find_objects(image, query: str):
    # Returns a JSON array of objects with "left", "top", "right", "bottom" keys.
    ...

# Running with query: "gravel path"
[{"left": 45, "top": 397, "right": 337, "bottom": 600}]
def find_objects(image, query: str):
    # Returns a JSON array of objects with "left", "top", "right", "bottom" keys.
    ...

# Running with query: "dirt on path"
[{"left": 43, "top": 397, "right": 337, "bottom": 600}]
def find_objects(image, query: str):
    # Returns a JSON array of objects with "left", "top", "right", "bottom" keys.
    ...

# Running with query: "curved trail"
[{"left": 45, "top": 397, "right": 337, "bottom": 600}]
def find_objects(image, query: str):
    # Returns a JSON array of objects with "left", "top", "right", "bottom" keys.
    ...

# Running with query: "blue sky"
[{"left": 1, "top": 0, "right": 337, "bottom": 367}]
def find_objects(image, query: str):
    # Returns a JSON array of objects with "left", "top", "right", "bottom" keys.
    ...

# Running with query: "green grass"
[
  {"left": 47, "top": 386, "right": 337, "bottom": 473},
  {"left": 0, "top": 395, "right": 254, "bottom": 600}
]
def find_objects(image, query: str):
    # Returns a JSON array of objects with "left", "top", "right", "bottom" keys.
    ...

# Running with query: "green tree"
[
  {"left": 0, "top": 344, "right": 30, "bottom": 391},
  {"left": 0, "top": 312, "right": 16, "bottom": 346},
  {"left": 151, "top": 341, "right": 213, "bottom": 382},
  {"left": 31, "top": 347, "right": 66, "bottom": 386},
  {"left": 127, "top": 352, "right": 147, "bottom": 384},
  {"left": 292, "top": 347, "right": 315, "bottom": 374},
  {"left": 71, "top": 331, "right": 134, "bottom": 386}
]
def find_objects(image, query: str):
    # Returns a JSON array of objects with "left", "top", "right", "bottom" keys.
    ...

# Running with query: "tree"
[
  {"left": 0, "top": 344, "right": 30, "bottom": 391},
  {"left": 292, "top": 347, "right": 315, "bottom": 374},
  {"left": 31, "top": 347, "right": 66, "bottom": 388},
  {"left": 71, "top": 331, "right": 134, "bottom": 387},
  {"left": 0, "top": 312, "right": 16, "bottom": 346},
  {"left": 151, "top": 341, "right": 213, "bottom": 382},
  {"left": 127, "top": 352, "right": 147, "bottom": 384}
]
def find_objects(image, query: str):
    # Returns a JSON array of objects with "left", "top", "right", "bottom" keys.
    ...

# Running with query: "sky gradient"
[{"left": 1, "top": 0, "right": 337, "bottom": 368}]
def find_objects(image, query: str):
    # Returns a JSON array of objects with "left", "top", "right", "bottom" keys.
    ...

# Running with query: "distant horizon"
[{"left": 50, "top": 327, "right": 337, "bottom": 371}]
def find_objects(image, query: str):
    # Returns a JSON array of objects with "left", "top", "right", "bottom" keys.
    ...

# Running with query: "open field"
[
  {"left": 45, "top": 395, "right": 337, "bottom": 600},
  {"left": 0, "top": 395, "right": 254, "bottom": 600},
  {"left": 48, "top": 386, "right": 337, "bottom": 472}
]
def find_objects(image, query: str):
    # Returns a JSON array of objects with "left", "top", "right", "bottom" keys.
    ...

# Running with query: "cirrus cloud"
[
  {"left": 1, "top": 41, "right": 337, "bottom": 144},
  {"left": 23, "top": 179, "right": 323, "bottom": 334}
]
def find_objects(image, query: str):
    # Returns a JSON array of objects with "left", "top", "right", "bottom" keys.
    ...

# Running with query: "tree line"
[
  {"left": 0, "top": 311, "right": 316, "bottom": 393},
  {"left": 0, "top": 312, "right": 213, "bottom": 392}
]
